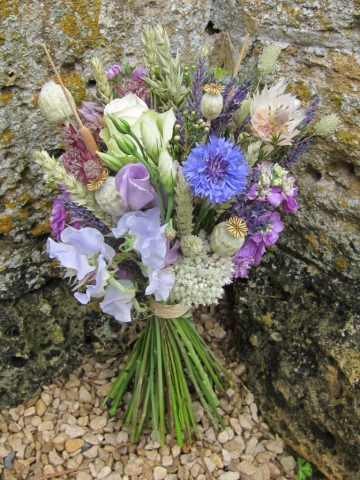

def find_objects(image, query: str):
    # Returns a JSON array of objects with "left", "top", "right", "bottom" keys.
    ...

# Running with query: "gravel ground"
[{"left": 0, "top": 302, "right": 298, "bottom": 480}]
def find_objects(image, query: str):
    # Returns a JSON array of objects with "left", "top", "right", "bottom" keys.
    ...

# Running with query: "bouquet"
[{"left": 33, "top": 27, "right": 339, "bottom": 447}]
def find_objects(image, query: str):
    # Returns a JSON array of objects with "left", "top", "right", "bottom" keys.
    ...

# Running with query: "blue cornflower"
[{"left": 182, "top": 136, "right": 249, "bottom": 204}]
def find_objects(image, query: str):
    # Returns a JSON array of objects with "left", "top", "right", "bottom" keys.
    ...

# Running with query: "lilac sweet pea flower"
[
  {"left": 74, "top": 255, "right": 110, "bottom": 304},
  {"left": 46, "top": 226, "right": 115, "bottom": 286},
  {"left": 115, "top": 163, "right": 156, "bottom": 209},
  {"left": 145, "top": 267, "right": 175, "bottom": 301},
  {"left": 100, "top": 281, "right": 135, "bottom": 322},
  {"left": 112, "top": 208, "right": 167, "bottom": 269},
  {"left": 252, "top": 211, "right": 284, "bottom": 246}
]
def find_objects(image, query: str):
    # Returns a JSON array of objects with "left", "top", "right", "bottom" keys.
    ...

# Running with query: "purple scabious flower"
[
  {"left": 50, "top": 191, "right": 69, "bottom": 240},
  {"left": 182, "top": 136, "right": 249, "bottom": 204}
]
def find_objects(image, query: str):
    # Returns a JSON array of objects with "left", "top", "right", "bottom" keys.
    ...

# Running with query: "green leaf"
[
  {"left": 302, "top": 463, "right": 313, "bottom": 477},
  {"left": 298, "top": 458, "right": 305, "bottom": 467}
]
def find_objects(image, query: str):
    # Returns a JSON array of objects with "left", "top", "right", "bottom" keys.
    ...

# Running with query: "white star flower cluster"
[{"left": 169, "top": 239, "right": 234, "bottom": 307}]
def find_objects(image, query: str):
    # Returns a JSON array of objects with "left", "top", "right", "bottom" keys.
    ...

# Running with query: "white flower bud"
[
  {"left": 158, "top": 148, "right": 176, "bottom": 195},
  {"left": 38, "top": 80, "right": 75, "bottom": 124}
]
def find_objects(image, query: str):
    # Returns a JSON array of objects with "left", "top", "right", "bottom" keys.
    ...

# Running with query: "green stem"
[
  {"left": 150, "top": 319, "right": 160, "bottom": 443},
  {"left": 181, "top": 321, "right": 224, "bottom": 392},
  {"left": 104, "top": 331, "right": 144, "bottom": 404},
  {"left": 185, "top": 318, "right": 234, "bottom": 388},
  {"left": 167, "top": 321, "right": 198, "bottom": 438},
  {"left": 190, "top": 363, "right": 226, "bottom": 430},
  {"left": 165, "top": 194, "right": 174, "bottom": 224},
  {"left": 155, "top": 317, "right": 165, "bottom": 446},
  {"left": 130, "top": 321, "right": 153, "bottom": 441},
  {"left": 173, "top": 318, "right": 219, "bottom": 407},
  {"left": 193, "top": 200, "right": 212, "bottom": 235},
  {"left": 109, "top": 363, "right": 137, "bottom": 417},
  {"left": 135, "top": 355, "right": 152, "bottom": 439}
]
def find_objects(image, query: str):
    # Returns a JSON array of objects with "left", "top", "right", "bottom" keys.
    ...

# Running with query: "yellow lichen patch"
[
  {"left": 0, "top": 266, "right": 6, "bottom": 271},
  {"left": 0, "top": 92, "right": 13, "bottom": 104},
  {"left": 321, "top": 235, "right": 333, "bottom": 252},
  {"left": 0, "top": 215, "right": 15, "bottom": 234},
  {"left": 32, "top": 219, "right": 51, "bottom": 237},
  {"left": 55, "top": 72, "right": 87, "bottom": 106},
  {"left": 0, "top": 129, "right": 14, "bottom": 146},
  {"left": 291, "top": 83, "right": 311, "bottom": 104},
  {"left": 59, "top": 0, "right": 102, "bottom": 52},
  {"left": 0, "top": 0, "right": 18, "bottom": 18},
  {"left": 262, "top": 316, "right": 272, "bottom": 325},
  {"left": 305, "top": 234, "right": 318, "bottom": 248},
  {"left": 32, "top": 94, "right": 39, "bottom": 109},
  {"left": 4, "top": 200, "right": 16, "bottom": 209},
  {"left": 336, "top": 130, "right": 359, "bottom": 149},
  {"left": 21, "top": 193, "right": 30, "bottom": 203},
  {"left": 307, "top": 265, "right": 320, "bottom": 275},
  {"left": 334, "top": 258, "right": 347, "bottom": 272}
]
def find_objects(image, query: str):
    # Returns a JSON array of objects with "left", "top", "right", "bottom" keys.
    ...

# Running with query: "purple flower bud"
[{"left": 105, "top": 64, "right": 122, "bottom": 80}]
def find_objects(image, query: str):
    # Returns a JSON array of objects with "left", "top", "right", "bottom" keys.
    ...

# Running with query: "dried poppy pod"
[{"left": 200, "top": 83, "right": 225, "bottom": 125}]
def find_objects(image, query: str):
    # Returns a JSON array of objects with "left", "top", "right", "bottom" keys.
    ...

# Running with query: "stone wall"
[
  {"left": 209, "top": 1, "right": 360, "bottom": 479},
  {"left": 1, "top": 0, "right": 360, "bottom": 479}
]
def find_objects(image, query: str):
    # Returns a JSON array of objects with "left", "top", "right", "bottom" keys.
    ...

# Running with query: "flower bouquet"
[{"left": 33, "top": 27, "right": 339, "bottom": 447}]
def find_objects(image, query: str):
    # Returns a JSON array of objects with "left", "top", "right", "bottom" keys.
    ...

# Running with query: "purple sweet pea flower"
[
  {"left": 165, "top": 240, "right": 181, "bottom": 266},
  {"left": 265, "top": 186, "right": 284, "bottom": 207},
  {"left": 132, "top": 68, "right": 148, "bottom": 80},
  {"left": 112, "top": 208, "right": 167, "bottom": 269},
  {"left": 282, "top": 195, "right": 298, "bottom": 212},
  {"left": 145, "top": 267, "right": 175, "bottom": 301},
  {"left": 233, "top": 238, "right": 266, "bottom": 278},
  {"left": 105, "top": 64, "right": 122, "bottom": 80},
  {"left": 252, "top": 211, "right": 284, "bottom": 246},
  {"left": 74, "top": 254, "right": 110, "bottom": 304},
  {"left": 115, "top": 163, "right": 156, "bottom": 209},
  {"left": 100, "top": 281, "right": 135, "bottom": 322},
  {"left": 50, "top": 191, "right": 69, "bottom": 240},
  {"left": 46, "top": 238, "right": 95, "bottom": 280},
  {"left": 46, "top": 227, "right": 115, "bottom": 282}
]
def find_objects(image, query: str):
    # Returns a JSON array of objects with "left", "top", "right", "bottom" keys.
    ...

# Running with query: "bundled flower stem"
[{"left": 35, "top": 25, "right": 338, "bottom": 445}]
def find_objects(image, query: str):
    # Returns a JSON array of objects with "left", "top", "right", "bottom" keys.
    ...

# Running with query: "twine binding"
[{"left": 149, "top": 297, "right": 189, "bottom": 319}]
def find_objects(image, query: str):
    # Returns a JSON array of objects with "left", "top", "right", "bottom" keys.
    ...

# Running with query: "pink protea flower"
[{"left": 250, "top": 80, "right": 306, "bottom": 146}]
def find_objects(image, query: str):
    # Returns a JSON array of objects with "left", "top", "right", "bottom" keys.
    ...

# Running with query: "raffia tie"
[{"left": 149, "top": 297, "right": 189, "bottom": 319}]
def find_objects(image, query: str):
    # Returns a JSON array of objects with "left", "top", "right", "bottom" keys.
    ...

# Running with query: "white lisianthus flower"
[
  {"left": 100, "top": 94, "right": 148, "bottom": 162},
  {"left": 139, "top": 108, "right": 176, "bottom": 164},
  {"left": 250, "top": 80, "right": 306, "bottom": 146}
]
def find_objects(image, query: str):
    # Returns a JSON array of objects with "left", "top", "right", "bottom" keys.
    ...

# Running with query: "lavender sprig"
[
  {"left": 281, "top": 136, "right": 315, "bottom": 169},
  {"left": 301, "top": 96, "right": 320, "bottom": 128},
  {"left": 61, "top": 199, "right": 109, "bottom": 235},
  {"left": 185, "top": 56, "right": 207, "bottom": 117},
  {"left": 211, "top": 77, "right": 253, "bottom": 136}
]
